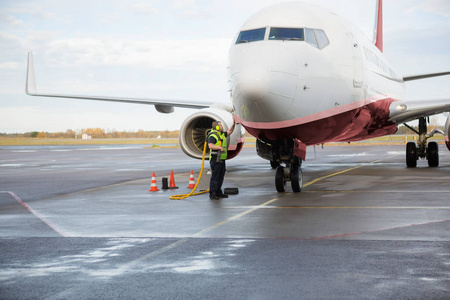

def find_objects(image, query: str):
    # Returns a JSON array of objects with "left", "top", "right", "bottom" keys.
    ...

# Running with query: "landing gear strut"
[{"left": 404, "top": 117, "right": 443, "bottom": 168}]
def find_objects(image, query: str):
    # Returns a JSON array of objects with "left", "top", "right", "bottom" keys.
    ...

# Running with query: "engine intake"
[{"left": 179, "top": 104, "right": 245, "bottom": 159}]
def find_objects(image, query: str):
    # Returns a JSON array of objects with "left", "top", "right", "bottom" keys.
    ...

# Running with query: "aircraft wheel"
[
  {"left": 427, "top": 141, "right": 439, "bottom": 167},
  {"left": 290, "top": 165, "right": 303, "bottom": 193},
  {"left": 275, "top": 166, "right": 286, "bottom": 192},
  {"left": 406, "top": 142, "right": 417, "bottom": 168}
]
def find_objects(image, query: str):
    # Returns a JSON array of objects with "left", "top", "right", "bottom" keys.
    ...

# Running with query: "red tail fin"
[{"left": 374, "top": 0, "right": 383, "bottom": 52}]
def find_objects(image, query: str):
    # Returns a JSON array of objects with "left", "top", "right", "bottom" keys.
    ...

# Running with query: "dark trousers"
[{"left": 209, "top": 160, "right": 226, "bottom": 196}]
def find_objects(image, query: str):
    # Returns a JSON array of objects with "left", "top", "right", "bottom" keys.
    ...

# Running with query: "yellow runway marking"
[
  {"left": 303, "top": 190, "right": 450, "bottom": 193},
  {"left": 321, "top": 180, "right": 450, "bottom": 183},
  {"left": 192, "top": 197, "right": 279, "bottom": 237},
  {"left": 195, "top": 154, "right": 401, "bottom": 237},
  {"left": 303, "top": 165, "right": 363, "bottom": 188},
  {"left": 303, "top": 154, "right": 399, "bottom": 188},
  {"left": 119, "top": 197, "right": 281, "bottom": 266},
  {"left": 130, "top": 154, "right": 402, "bottom": 261},
  {"left": 223, "top": 206, "right": 450, "bottom": 210}
]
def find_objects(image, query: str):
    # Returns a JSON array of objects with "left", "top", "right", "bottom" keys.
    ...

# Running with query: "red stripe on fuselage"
[{"left": 235, "top": 96, "right": 398, "bottom": 145}]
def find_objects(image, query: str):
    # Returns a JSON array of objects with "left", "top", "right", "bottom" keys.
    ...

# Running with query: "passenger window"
[
  {"left": 236, "top": 28, "right": 266, "bottom": 44},
  {"left": 269, "top": 28, "right": 304, "bottom": 41},
  {"left": 315, "top": 29, "right": 330, "bottom": 49},
  {"left": 305, "top": 28, "right": 318, "bottom": 48}
]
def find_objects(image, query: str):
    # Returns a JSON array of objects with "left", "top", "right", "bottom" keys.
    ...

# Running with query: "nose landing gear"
[
  {"left": 256, "top": 138, "right": 304, "bottom": 192},
  {"left": 275, "top": 160, "right": 303, "bottom": 193}
]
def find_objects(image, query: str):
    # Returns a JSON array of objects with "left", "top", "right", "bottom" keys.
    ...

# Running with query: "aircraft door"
[
  {"left": 349, "top": 32, "right": 364, "bottom": 100},
  {"left": 350, "top": 32, "right": 363, "bottom": 88}
]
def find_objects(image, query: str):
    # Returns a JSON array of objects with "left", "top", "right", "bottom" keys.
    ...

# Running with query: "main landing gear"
[
  {"left": 257, "top": 139, "right": 303, "bottom": 192},
  {"left": 404, "top": 117, "right": 444, "bottom": 168}
]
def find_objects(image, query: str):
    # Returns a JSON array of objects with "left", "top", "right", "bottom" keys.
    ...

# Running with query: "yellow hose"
[{"left": 170, "top": 142, "right": 210, "bottom": 200}]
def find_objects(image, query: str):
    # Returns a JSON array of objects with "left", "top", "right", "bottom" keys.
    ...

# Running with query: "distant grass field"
[{"left": 0, "top": 135, "right": 445, "bottom": 146}]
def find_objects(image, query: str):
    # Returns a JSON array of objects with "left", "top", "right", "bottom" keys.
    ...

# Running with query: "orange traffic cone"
[
  {"left": 149, "top": 172, "right": 159, "bottom": 192},
  {"left": 169, "top": 170, "right": 178, "bottom": 189},
  {"left": 187, "top": 170, "right": 196, "bottom": 189}
]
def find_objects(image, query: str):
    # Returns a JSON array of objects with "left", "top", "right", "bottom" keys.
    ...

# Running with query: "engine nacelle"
[
  {"left": 179, "top": 103, "right": 245, "bottom": 159},
  {"left": 445, "top": 115, "right": 450, "bottom": 151}
]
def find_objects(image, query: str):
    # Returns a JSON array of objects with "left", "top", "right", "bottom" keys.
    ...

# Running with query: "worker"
[{"left": 207, "top": 120, "right": 235, "bottom": 200}]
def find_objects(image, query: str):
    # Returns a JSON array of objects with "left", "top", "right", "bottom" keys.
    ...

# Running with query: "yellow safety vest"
[{"left": 208, "top": 130, "right": 227, "bottom": 160}]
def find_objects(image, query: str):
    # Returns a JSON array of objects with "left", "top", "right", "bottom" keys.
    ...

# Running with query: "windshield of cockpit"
[
  {"left": 235, "top": 28, "right": 266, "bottom": 44},
  {"left": 235, "top": 27, "right": 329, "bottom": 50},
  {"left": 269, "top": 27, "right": 304, "bottom": 40}
]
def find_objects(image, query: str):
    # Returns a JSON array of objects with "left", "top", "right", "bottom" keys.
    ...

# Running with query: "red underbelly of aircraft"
[{"left": 236, "top": 97, "right": 398, "bottom": 145}]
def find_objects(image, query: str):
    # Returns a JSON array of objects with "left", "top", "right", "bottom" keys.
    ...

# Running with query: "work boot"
[
  {"left": 218, "top": 194, "right": 228, "bottom": 198},
  {"left": 209, "top": 194, "right": 220, "bottom": 200}
]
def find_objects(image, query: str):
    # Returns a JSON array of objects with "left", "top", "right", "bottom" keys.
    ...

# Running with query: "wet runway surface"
[{"left": 1, "top": 144, "right": 449, "bottom": 299}]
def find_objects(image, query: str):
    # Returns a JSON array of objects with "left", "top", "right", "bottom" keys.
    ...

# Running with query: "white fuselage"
[{"left": 228, "top": 2, "right": 405, "bottom": 144}]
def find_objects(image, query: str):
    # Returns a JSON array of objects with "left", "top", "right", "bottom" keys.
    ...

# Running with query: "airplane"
[{"left": 26, "top": 0, "right": 450, "bottom": 193}]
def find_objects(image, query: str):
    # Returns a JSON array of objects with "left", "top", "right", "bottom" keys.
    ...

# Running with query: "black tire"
[
  {"left": 293, "top": 156, "right": 302, "bottom": 168},
  {"left": 427, "top": 141, "right": 439, "bottom": 167},
  {"left": 275, "top": 166, "right": 286, "bottom": 192},
  {"left": 290, "top": 165, "right": 303, "bottom": 193},
  {"left": 270, "top": 160, "right": 280, "bottom": 169},
  {"left": 406, "top": 142, "right": 417, "bottom": 168}
]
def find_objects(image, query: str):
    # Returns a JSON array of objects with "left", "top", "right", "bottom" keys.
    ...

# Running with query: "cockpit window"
[
  {"left": 315, "top": 29, "right": 329, "bottom": 49},
  {"left": 269, "top": 28, "right": 304, "bottom": 41},
  {"left": 305, "top": 28, "right": 318, "bottom": 48},
  {"left": 235, "top": 27, "right": 329, "bottom": 49},
  {"left": 305, "top": 28, "right": 329, "bottom": 49},
  {"left": 236, "top": 28, "right": 266, "bottom": 44}
]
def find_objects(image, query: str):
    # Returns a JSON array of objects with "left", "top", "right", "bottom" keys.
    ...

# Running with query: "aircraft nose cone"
[
  {"left": 234, "top": 66, "right": 269, "bottom": 100},
  {"left": 230, "top": 44, "right": 299, "bottom": 123}
]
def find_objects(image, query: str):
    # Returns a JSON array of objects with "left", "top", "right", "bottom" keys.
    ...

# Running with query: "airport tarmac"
[{"left": 1, "top": 144, "right": 449, "bottom": 299}]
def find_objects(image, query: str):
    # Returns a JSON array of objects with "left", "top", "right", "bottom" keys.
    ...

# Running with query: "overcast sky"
[{"left": 1, "top": 0, "right": 449, "bottom": 133}]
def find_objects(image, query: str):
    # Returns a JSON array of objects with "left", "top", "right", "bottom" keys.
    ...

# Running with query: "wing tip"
[{"left": 26, "top": 51, "right": 37, "bottom": 95}]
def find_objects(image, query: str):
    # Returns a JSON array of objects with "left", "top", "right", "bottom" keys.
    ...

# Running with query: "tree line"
[
  {"left": 1, "top": 128, "right": 180, "bottom": 139},
  {"left": 1, "top": 124, "right": 445, "bottom": 139},
  {"left": 396, "top": 124, "right": 444, "bottom": 134}
]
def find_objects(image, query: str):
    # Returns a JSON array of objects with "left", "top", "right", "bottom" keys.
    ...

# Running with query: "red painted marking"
[
  {"left": 8, "top": 191, "right": 67, "bottom": 237},
  {"left": 235, "top": 96, "right": 398, "bottom": 146},
  {"left": 307, "top": 219, "right": 450, "bottom": 240},
  {"left": 227, "top": 139, "right": 245, "bottom": 160}
]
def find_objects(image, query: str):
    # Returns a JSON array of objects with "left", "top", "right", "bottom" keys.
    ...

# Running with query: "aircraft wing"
[
  {"left": 26, "top": 52, "right": 213, "bottom": 113},
  {"left": 388, "top": 71, "right": 450, "bottom": 123},
  {"left": 389, "top": 98, "right": 450, "bottom": 124},
  {"left": 403, "top": 71, "right": 450, "bottom": 82}
]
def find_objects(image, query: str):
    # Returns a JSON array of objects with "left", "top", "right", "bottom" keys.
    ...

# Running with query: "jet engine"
[
  {"left": 445, "top": 115, "right": 450, "bottom": 151},
  {"left": 179, "top": 103, "right": 245, "bottom": 159}
]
